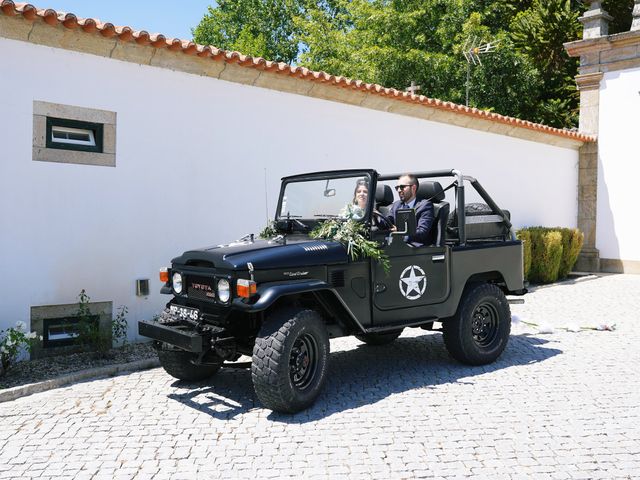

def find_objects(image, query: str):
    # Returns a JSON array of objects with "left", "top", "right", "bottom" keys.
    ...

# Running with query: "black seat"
[
  {"left": 375, "top": 183, "right": 394, "bottom": 217},
  {"left": 416, "top": 181, "right": 449, "bottom": 247}
]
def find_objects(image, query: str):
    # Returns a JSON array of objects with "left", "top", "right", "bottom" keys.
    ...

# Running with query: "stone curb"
[{"left": 0, "top": 358, "right": 160, "bottom": 403}]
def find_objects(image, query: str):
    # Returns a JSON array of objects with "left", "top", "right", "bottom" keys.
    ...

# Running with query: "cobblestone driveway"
[{"left": 1, "top": 274, "right": 639, "bottom": 479}]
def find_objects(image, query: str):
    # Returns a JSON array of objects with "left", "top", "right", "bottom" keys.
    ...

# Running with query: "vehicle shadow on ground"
[{"left": 167, "top": 332, "right": 561, "bottom": 422}]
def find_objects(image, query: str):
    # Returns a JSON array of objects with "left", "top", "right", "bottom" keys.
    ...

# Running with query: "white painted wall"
[
  {"left": 0, "top": 37, "right": 579, "bottom": 338},
  {"left": 597, "top": 67, "right": 640, "bottom": 261}
]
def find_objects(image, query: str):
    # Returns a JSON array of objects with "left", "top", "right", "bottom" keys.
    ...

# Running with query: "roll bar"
[{"left": 378, "top": 169, "right": 513, "bottom": 245}]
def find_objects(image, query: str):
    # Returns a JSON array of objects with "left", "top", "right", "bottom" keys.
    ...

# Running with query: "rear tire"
[
  {"left": 442, "top": 283, "right": 511, "bottom": 366},
  {"left": 252, "top": 308, "right": 329, "bottom": 413},
  {"left": 157, "top": 348, "right": 222, "bottom": 381},
  {"left": 356, "top": 329, "right": 403, "bottom": 346}
]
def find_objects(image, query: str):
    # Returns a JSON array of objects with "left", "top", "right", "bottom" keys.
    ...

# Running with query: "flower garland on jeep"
[
  {"left": 310, "top": 219, "right": 390, "bottom": 274},
  {"left": 258, "top": 221, "right": 279, "bottom": 239}
]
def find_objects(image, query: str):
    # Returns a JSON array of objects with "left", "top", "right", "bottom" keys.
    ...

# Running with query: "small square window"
[{"left": 46, "top": 117, "right": 104, "bottom": 153}]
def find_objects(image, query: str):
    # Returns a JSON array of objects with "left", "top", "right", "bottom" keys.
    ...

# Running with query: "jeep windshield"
[{"left": 277, "top": 173, "right": 373, "bottom": 222}]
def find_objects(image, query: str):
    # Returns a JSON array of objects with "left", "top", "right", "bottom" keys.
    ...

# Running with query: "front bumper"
[{"left": 138, "top": 320, "right": 208, "bottom": 353}]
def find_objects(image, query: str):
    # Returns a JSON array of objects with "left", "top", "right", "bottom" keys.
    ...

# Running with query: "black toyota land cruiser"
[{"left": 139, "top": 169, "right": 526, "bottom": 413}]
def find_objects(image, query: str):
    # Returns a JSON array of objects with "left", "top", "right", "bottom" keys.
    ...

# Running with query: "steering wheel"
[{"left": 373, "top": 210, "right": 392, "bottom": 230}]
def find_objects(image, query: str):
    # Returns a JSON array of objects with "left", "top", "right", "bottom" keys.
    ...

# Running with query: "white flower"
[
  {"left": 15, "top": 321, "right": 27, "bottom": 332},
  {"left": 27, "top": 331, "right": 37, "bottom": 339},
  {"left": 39, "top": 335, "right": 43, "bottom": 341},
  {"left": 5, "top": 339, "right": 13, "bottom": 347},
  {"left": 595, "top": 323, "right": 616, "bottom": 331},
  {"left": 537, "top": 324, "right": 555, "bottom": 334},
  {"left": 565, "top": 324, "right": 581, "bottom": 333},
  {"left": 0, "top": 346, "right": 5, "bottom": 353}
]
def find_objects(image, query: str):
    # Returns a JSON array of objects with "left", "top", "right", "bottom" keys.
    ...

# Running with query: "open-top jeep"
[{"left": 139, "top": 169, "right": 526, "bottom": 413}]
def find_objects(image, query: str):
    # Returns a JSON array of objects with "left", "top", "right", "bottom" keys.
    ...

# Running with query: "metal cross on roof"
[{"left": 405, "top": 81, "right": 421, "bottom": 95}]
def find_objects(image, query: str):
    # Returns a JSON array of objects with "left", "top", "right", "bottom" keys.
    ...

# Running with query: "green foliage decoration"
[
  {"left": 310, "top": 219, "right": 390, "bottom": 274},
  {"left": 259, "top": 220, "right": 279, "bottom": 239}
]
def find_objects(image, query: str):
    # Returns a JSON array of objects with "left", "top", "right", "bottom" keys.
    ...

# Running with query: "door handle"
[{"left": 432, "top": 254, "right": 445, "bottom": 262}]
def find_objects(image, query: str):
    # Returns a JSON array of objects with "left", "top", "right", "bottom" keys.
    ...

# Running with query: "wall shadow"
[{"left": 167, "top": 332, "right": 561, "bottom": 422}]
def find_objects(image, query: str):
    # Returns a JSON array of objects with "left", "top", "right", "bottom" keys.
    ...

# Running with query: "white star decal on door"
[{"left": 399, "top": 265, "right": 427, "bottom": 300}]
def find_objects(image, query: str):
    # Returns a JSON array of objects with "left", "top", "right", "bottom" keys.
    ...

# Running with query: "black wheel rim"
[
  {"left": 289, "top": 333, "right": 318, "bottom": 390},
  {"left": 471, "top": 302, "right": 499, "bottom": 348}
]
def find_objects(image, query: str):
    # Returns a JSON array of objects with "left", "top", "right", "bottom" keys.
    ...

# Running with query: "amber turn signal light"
[
  {"left": 236, "top": 279, "right": 257, "bottom": 298},
  {"left": 159, "top": 268, "right": 169, "bottom": 283}
]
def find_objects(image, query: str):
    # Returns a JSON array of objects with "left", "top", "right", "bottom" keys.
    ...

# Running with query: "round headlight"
[
  {"left": 217, "top": 278, "right": 230, "bottom": 303},
  {"left": 172, "top": 272, "right": 183, "bottom": 294}
]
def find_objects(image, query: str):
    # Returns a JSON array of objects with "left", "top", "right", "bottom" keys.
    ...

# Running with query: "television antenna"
[{"left": 462, "top": 37, "right": 499, "bottom": 106}]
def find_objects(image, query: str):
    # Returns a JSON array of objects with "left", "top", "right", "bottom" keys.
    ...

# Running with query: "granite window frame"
[{"left": 33, "top": 101, "right": 116, "bottom": 167}]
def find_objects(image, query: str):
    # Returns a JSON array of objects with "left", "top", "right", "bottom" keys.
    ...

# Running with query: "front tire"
[
  {"left": 157, "top": 347, "right": 222, "bottom": 381},
  {"left": 252, "top": 308, "right": 330, "bottom": 413},
  {"left": 442, "top": 283, "right": 511, "bottom": 366}
]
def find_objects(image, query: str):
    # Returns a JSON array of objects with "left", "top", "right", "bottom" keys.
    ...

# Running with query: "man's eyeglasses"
[{"left": 395, "top": 184, "right": 412, "bottom": 191}]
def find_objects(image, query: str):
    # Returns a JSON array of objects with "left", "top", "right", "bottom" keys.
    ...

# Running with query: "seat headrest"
[
  {"left": 376, "top": 184, "right": 394, "bottom": 206},
  {"left": 416, "top": 181, "right": 445, "bottom": 202}
]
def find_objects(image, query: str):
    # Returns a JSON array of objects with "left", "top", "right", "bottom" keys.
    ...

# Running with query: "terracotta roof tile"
[{"left": 1, "top": 0, "right": 596, "bottom": 144}]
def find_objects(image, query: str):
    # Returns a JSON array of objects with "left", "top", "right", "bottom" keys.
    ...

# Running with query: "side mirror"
[
  {"left": 395, "top": 208, "right": 417, "bottom": 236},
  {"left": 391, "top": 208, "right": 416, "bottom": 238}
]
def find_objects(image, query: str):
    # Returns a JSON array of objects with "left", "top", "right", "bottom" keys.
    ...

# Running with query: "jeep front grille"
[{"left": 186, "top": 275, "right": 216, "bottom": 301}]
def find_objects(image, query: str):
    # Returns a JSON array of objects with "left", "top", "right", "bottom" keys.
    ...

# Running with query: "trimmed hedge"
[{"left": 516, "top": 227, "right": 584, "bottom": 284}]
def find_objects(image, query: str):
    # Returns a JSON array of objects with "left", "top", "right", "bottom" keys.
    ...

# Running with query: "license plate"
[{"left": 169, "top": 305, "right": 200, "bottom": 321}]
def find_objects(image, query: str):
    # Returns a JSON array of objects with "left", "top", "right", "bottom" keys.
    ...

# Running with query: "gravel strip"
[{"left": 0, "top": 342, "right": 158, "bottom": 391}]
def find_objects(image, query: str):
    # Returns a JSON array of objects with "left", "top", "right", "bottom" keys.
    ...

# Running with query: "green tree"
[
  {"left": 510, "top": 0, "right": 581, "bottom": 126},
  {"left": 603, "top": 0, "right": 635, "bottom": 34},
  {"left": 192, "top": 0, "right": 302, "bottom": 63},
  {"left": 192, "top": 0, "right": 636, "bottom": 129}
]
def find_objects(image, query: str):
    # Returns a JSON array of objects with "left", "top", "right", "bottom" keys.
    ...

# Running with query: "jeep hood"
[{"left": 172, "top": 238, "right": 348, "bottom": 270}]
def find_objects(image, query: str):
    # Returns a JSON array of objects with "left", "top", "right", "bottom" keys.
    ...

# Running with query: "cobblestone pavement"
[{"left": 1, "top": 274, "right": 639, "bottom": 479}]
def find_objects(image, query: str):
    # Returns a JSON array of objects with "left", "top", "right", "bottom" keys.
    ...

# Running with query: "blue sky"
[{"left": 37, "top": 1, "right": 215, "bottom": 41}]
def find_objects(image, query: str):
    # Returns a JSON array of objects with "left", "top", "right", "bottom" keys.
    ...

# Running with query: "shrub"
[
  {"left": 558, "top": 228, "right": 584, "bottom": 278},
  {"left": 0, "top": 321, "right": 40, "bottom": 376},
  {"left": 75, "top": 289, "right": 128, "bottom": 358},
  {"left": 516, "top": 229, "right": 532, "bottom": 280},
  {"left": 517, "top": 227, "right": 583, "bottom": 284}
]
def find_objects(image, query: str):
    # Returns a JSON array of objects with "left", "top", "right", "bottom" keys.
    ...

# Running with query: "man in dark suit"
[{"left": 385, "top": 174, "right": 434, "bottom": 247}]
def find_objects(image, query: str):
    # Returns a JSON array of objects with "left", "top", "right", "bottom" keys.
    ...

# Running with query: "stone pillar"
[
  {"left": 579, "top": 1, "right": 612, "bottom": 39},
  {"left": 632, "top": 0, "right": 640, "bottom": 31},
  {"left": 575, "top": 72, "right": 603, "bottom": 272}
]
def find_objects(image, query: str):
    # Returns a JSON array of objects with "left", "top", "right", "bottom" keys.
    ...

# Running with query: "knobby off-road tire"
[
  {"left": 157, "top": 348, "right": 222, "bottom": 381},
  {"left": 252, "top": 309, "right": 330, "bottom": 414},
  {"left": 356, "top": 328, "right": 404, "bottom": 346},
  {"left": 442, "top": 283, "right": 511, "bottom": 366}
]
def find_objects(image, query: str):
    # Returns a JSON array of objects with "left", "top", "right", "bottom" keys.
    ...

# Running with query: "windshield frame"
[{"left": 275, "top": 169, "right": 378, "bottom": 224}]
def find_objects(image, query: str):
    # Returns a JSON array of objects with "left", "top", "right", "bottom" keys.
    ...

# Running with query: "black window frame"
[{"left": 46, "top": 117, "right": 104, "bottom": 153}]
